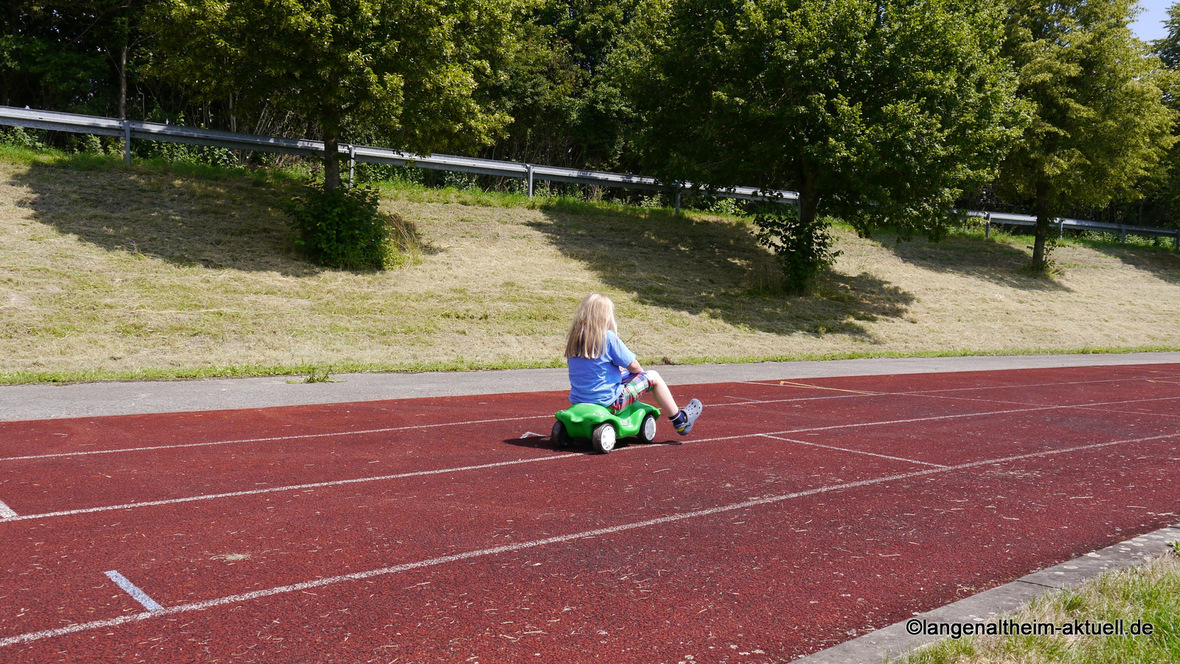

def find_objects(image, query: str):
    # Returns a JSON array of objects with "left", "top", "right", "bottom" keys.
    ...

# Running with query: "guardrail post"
[
  {"left": 1058, "top": 218, "right": 1064, "bottom": 239},
  {"left": 348, "top": 144, "right": 356, "bottom": 189},
  {"left": 1174, "top": 230, "right": 1179, "bottom": 251},
  {"left": 122, "top": 119, "right": 131, "bottom": 165},
  {"left": 527, "top": 164, "right": 534, "bottom": 198},
  {"left": 985, "top": 212, "right": 991, "bottom": 239},
  {"left": 675, "top": 187, "right": 682, "bottom": 216},
  {"left": 1119, "top": 225, "right": 1126, "bottom": 244}
]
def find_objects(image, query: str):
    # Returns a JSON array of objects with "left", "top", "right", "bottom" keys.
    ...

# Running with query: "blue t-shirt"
[{"left": 567, "top": 330, "right": 637, "bottom": 405}]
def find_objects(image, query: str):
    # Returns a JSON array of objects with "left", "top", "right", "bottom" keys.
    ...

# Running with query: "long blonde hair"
[{"left": 565, "top": 293, "right": 617, "bottom": 359}]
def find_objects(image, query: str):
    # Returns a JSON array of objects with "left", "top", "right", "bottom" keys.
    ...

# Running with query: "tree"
[
  {"left": 1155, "top": 2, "right": 1180, "bottom": 71},
  {"left": 148, "top": 0, "right": 516, "bottom": 190},
  {"left": 1148, "top": 2, "right": 1180, "bottom": 229},
  {"left": 617, "top": 0, "right": 1024, "bottom": 244},
  {"left": 0, "top": 2, "right": 124, "bottom": 115},
  {"left": 996, "top": 0, "right": 1175, "bottom": 271},
  {"left": 483, "top": 0, "right": 642, "bottom": 168}
]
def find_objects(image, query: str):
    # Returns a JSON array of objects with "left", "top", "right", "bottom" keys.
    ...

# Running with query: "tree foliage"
[
  {"left": 617, "top": 0, "right": 1024, "bottom": 241},
  {"left": 148, "top": 0, "right": 517, "bottom": 189},
  {"left": 996, "top": 0, "right": 1176, "bottom": 270},
  {"left": 483, "top": 0, "right": 641, "bottom": 168},
  {"left": 0, "top": 1, "right": 140, "bottom": 115},
  {"left": 1147, "top": 3, "right": 1180, "bottom": 229}
]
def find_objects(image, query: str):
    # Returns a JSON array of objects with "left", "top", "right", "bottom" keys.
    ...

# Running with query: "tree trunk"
[
  {"left": 321, "top": 96, "right": 342, "bottom": 190},
  {"left": 323, "top": 131, "right": 341, "bottom": 191},
  {"left": 1031, "top": 180, "right": 1050, "bottom": 271},
  {"left": 118, "top": 44, "right": 127, "bottom": 121},
  {"left": 797, "top": 169, "right": 820, "bottom": 227}
]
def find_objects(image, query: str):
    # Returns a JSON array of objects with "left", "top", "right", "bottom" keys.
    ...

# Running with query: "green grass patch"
[{"left": 892, "top": 552, "right": 1180, "bottom": 664}]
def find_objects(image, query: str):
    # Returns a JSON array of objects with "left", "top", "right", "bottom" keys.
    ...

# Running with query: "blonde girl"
[{"left": 565, "top": 293, "right": 702, "bottom": 435}]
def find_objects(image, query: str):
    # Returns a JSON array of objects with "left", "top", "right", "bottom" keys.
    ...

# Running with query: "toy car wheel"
[
  {"left": 637, "top": 414, "right": 657, "bottom": 444},
  {"left": 591, "top": 423, "right": 616, "bottom": 454},
  {"left": 551, "top": 421, "right": 571, "bottom": 449}
]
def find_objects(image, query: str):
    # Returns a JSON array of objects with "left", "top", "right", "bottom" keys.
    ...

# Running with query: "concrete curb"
[
  {"left": 791, "top": 523, "right": 1180, "bottom": 663},
  {"left": 3, "top": 352, "right": 1180, "bottom": 422}
]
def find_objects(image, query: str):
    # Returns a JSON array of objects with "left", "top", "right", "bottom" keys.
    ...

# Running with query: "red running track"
[{"left": 0, "top": 364, "right": 1178, "bottom": 663}]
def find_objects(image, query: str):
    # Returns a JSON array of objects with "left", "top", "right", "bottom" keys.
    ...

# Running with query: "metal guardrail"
[
  {"left": 966, "top": 211, "right": 1179, "bottom": 248},
  {"left": 0, "top": 106, "right": 798, "bottom": 209},
  {"left": 2, "top": 105, "right": 1176, "bottom": 247}
]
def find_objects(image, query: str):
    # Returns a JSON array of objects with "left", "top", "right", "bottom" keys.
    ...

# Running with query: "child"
[{"left": 565, "top": 293, "right": 702, "bottom": 435}]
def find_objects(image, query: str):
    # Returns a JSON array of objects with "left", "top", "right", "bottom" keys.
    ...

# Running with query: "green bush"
[
  {"left": 0, "top": 126, "right": 45, "bottom": 150},
  {"left": 288, "top": 184, "right": 391, "bottom": 270},
  {"left": 753, "top": 206, "right": 840, "bottom": 295}
]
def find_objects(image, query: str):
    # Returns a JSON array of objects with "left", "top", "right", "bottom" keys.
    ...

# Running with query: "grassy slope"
[{"left": 2, "top": 149, "right": 1180, "bottom": 383}]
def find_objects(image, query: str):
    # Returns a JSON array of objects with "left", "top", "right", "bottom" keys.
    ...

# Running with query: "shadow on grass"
[
  {"left": 1088, "top": 243, "right": 1180, "bottom": 286},
  {"left": 9, "top": 159, "right": 322, "bottom": 276},
  {"left": 529, "top": 203, "right": 915, "bottom": 338},
  {"left": 876, "top": 230, "right": 1072, "bottom": 292}
]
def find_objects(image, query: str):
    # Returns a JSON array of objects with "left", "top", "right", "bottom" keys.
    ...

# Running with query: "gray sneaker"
[{"left": 675, "top": 399, "right": 703, "bottom": 435}]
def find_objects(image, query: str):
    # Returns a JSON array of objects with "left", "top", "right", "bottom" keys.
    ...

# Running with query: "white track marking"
[
  {"left": 1069, "top": 403, "right": 1180, "bottom": 419},
  {"left": 760, "top": 434, "right": 948, "bottom": 468},
  {"left": 0, "top": 499, "right": 16, "bottom": 519},
  {"left": 2, "top": 456, "right": 567, "bottom": 523},
  {"left": 710, "top": 387, "right": 1180, "bottom": 413},
  {"left": 679, "top": 397, "right": 1180, "bottom": 447},
  {"left": 745, "top": 373, "right": 1180, "bottom": 399},
  {"left": 5, "top": 374, "right": 1176, "bottom": 464},
  {"left": 0, "top": 404, "right": 1082, "bottom": 522},
  {"left": 0, "top": 414, "right": 551, "bottom": 463},
  {"left": 1, "top": 430, "right": 1174, "bottom": 649},
  {"left": 723, "top": 395, "right": 767, "bottom": 403},
  {"left": 5, "top": 395, "right": 1177, "bottom": 524},
  {"left": 104, "top": 571, "right": 163, "bottom": 611}
]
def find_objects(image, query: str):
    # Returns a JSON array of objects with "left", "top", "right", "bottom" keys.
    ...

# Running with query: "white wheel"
[
  {"left": 638, "top": 414, "right": 657, "bottom": 444},
  {"left": 591, "top": 423, "right": 616, "bottom": 454}
]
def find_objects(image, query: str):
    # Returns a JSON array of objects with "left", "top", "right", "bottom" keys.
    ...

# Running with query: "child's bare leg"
[
  {"left": 645, "top": 369, "right": 702, "bottom": 435},
  {"left": 645, "top": 370, "right": 679, "bottom": 416}
]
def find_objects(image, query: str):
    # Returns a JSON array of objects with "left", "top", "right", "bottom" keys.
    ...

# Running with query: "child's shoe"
[{"left": 672, "top": 399, "right": 703, "bottom": 435}]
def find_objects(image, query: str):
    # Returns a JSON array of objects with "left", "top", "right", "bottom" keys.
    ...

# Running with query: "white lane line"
[
  {"left": 681, "top": 397, "right": 1180, "bottom": 448},
  {"left": 104, "top": 570, "right": 163, "bottom": 611},
  {"left": 0, "top": 405, "right": 1063, "bottom": 523},
  {"left": 1074, "top": 405, "right": 1180, "bottom": 420},
  {"left": 745, "top": 374, "right": 1180, "bottom": 398},
  {"left": 7, "top": 374, "right": 1177, "bottom": 465},
  {"left": 0, "top": 499, "right": 17, "bottom": 519},
  {"left": 2, "top": 430, "right": 1174, "bottom": 649},
  {"left": 0, "top": 414, "right": 551, "bottom": 463},
  {"left": 7, "top": 395, "right": 1177, "bottom": 524},
  {"left": 724, "top": 395, "right": 767, "bottom": 403},
  {"left": 3, "top": 455, "right": 567, "bottom": 523},
  {"left": 759, "top": 434, "right": 948, "bottom": 468},
  {"left": 710, "top": 390, "right": 1180, "bottom": 414}
]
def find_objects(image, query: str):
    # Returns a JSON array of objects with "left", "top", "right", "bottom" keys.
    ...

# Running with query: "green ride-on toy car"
[{"left": 552, "top": 401, "right": 661, "bottom": 454}]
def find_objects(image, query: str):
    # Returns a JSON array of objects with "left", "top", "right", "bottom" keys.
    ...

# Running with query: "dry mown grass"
[{"left": 2, "top": 153, "right": 1180, "bottom": 382}]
